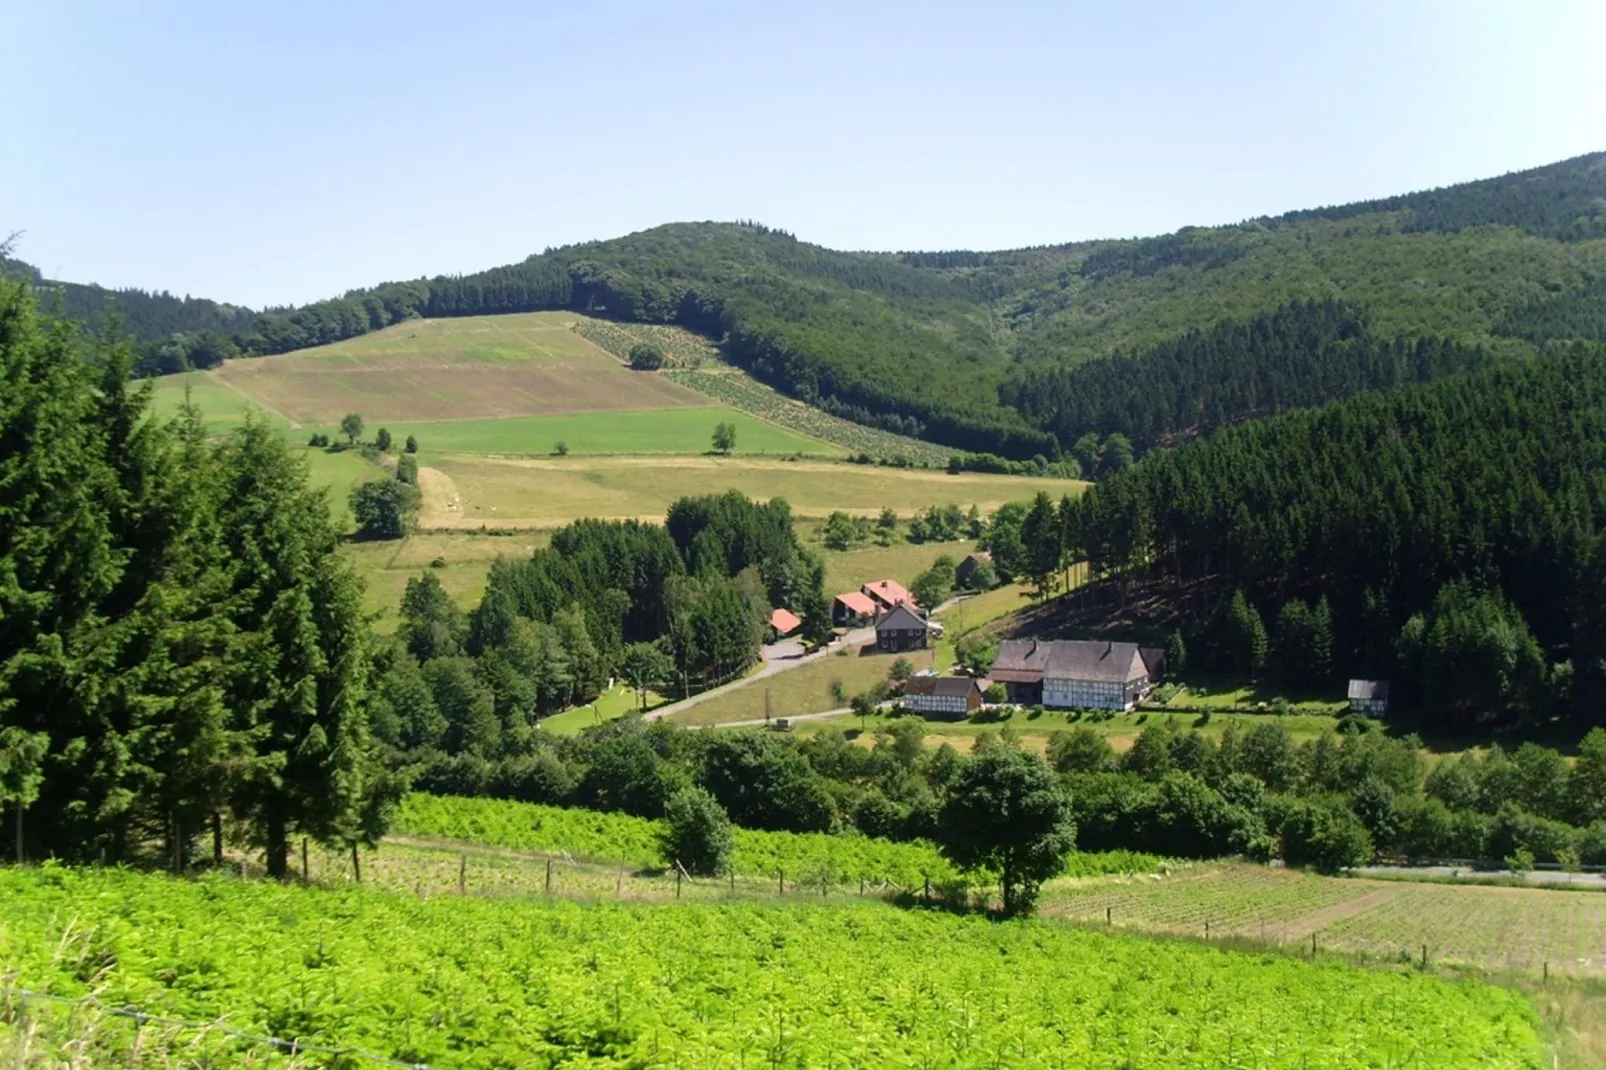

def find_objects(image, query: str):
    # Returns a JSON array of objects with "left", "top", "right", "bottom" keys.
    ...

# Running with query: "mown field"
[
  {"left": 0, "top": 865, "right": 1546, "bottom": 1068},
  {"left": 422, "top": 454, "right": 1075, "bottom": 529},
  {"left": 816, "top": 538, "right": 975, "bottom": 596},
  {"left": 384, "top": 407, "right": 833, "bottom": 460},
  {"left": 213, "top": 312, "right": 710, "bottom": 425},
  {"left": 342, "top": 531, "right": 544, "bottom": 632}
]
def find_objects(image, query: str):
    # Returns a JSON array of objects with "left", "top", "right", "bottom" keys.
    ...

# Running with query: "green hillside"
[{"left": 15, "top": 152, "right": 1606, "bottom": 458}]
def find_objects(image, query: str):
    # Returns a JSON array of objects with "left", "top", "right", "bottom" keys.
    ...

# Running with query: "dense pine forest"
[
  {"left": 1071, "top": 342, "right": 1606, "bottom": 728},
  {"left": 16, "top": 152, "right": 1606, "bottom": 458}
]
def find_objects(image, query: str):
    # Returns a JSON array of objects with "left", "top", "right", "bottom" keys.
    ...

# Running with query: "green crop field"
[
  {"left": 0, "top": 865, "right": 1546, "bottom": 1068},
  {"left": 353, "top": 407, "right": 834, "bottom": 461}
]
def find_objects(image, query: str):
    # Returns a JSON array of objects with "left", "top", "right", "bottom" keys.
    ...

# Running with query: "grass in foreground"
[{"left": 0, "top": 865, "right": 1545, "bottom": 1068}]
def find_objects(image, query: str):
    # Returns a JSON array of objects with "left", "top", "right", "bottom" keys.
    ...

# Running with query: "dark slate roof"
[
  {"left": 875, "top": 604, "right": 929, "bottom": 633},
  {"left": 991, "top": 639, "right": 1148, "bottom": 684},
  {"left": 1348, "top": 679, "right": 1391, "bottom": 701},
  {"left": 906, "top": 676, "right": 981, "bottom": 698}
]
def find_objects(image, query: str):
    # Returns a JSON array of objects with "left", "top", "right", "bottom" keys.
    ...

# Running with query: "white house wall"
[{"left": 1043, "top": 678, "right": 1139, "bottom": 711}]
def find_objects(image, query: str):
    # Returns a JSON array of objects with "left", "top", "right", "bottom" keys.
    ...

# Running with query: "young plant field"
[
  {"left": 572, "top": 316, "right": 725, "bottom": 369},
  {"left": 391, "top": 794, "right": 1166, "bottom": 891},
  {"left": 394, "top": 793, "right": 962, "bottom": 888},
  {"left": 1042, "top": 862, "right": 1606, "bottom": 977},
  {"left": 666, "top": 368, "right": 954, "bottom": 464},
  {"left": 0, "top": 865, "right": 1546, "bottom": 1069}
]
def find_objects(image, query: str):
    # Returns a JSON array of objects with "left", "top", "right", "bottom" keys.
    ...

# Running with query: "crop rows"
[
  {"left": 1318, "top": 886, "right": 1606, "bottom": 975},
  {"left": 394, "top": 794, "right": 1167, "bottom": 894},
  {"left": 1042, "top": 862, "right": 1606, "bottom": 978},
  {"left": 1043, "top": 864, "right": 1360, "bottom": 937},
  {"left": 572, "top": 317, "right": 724, "bottom": 369},
  {"left": 0, "top": 865, "right": 1545, "bottom": 1068},
  {"left": 665, "top": 370, "right": 953, "bottom": 464}
]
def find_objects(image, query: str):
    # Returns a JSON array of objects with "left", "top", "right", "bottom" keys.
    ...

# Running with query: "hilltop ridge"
[{"left": 10, "top": 151, "right": 1606, "bottom": 458}]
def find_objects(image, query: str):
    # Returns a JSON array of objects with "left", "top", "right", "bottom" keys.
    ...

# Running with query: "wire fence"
[{"left": 0, "top": 984, "right": 432, "bottom": 1069}]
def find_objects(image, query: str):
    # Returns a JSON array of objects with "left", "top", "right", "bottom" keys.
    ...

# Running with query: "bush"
[
  {"left": 307, "top": 432, "right": 330, "bottom": 448},
  {"left": 553, "top": 441, "right": 570, "bottom": 457},
  {"left": 659, "top": 786, "right": 734, "bottom": 877},
  {"left": 404, "top": 434, "right": 418, "bottom": 453},
  {"left": 1280, "top": 799, "right": 1373, "bottom": 873},
  {"left": 629, "top": 343, "right": 666, "bottom": 370}
]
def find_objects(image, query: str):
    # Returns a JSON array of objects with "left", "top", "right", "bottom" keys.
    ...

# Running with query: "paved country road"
[
  {"left": 643, "top": 627, "right": 876, "bottom": 722},
  {"left": 643, "top": 593, "right": 970, "bottom": 724}
]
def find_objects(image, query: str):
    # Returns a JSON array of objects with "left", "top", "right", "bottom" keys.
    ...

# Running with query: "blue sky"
[{"left": 5, "top": 0, "right": 1604, "bottom": 307}]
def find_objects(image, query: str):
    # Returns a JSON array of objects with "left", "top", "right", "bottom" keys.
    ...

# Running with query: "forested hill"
[
  {"left": 1072, "top": 340, "right": 1606, "bottom": 728},
  {"left": 14, "top": 152, "right": 1606, "bottom": 458}
]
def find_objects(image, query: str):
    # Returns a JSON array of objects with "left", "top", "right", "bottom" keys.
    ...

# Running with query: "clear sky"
[{"left": 5, "top": 0, "right": 1604, "bottom": 308}]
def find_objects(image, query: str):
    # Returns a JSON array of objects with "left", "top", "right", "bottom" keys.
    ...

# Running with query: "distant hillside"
[{"left": 16, "top": 152, "right": 1606, "bottom": 458}]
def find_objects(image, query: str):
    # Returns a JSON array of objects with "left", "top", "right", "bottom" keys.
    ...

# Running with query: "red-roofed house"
[
  {"left": 832, "top": 591, "right": 878, "bottom": 627},
  {"left": 769, "top": 607, "right": 802, "bottom": 641},
  {"left": 862, "top": 579, "right": 916, "bottom": 612}
]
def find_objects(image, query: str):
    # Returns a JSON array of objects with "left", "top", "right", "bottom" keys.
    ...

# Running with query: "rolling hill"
[{"left": 14, "top": 151, "right": 1606, "bottom": 458}]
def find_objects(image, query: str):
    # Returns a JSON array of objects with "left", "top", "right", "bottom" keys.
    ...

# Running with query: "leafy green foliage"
[
  {"left": 937, "top": 747, "right": 1075, "bottom": 915},
  {"left": 350, "top": 478, "right": 418, "bottom": 539},
  {"left": 0, "top": 865, "right": 1544, "bottom": 1068},
  {"left": 659, "top": 786, "right": 733, "bottom": 876}
]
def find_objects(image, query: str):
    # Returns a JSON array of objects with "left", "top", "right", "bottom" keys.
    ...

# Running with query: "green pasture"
[{"left": 314, "top": 407, "right": 835, "bottom": 458}]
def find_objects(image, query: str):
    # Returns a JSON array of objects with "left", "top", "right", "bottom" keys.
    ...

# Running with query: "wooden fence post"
[
  {"left": 351, "top": 843, "right": 361, "bottom": 884},
  {"left": 546, "top": 858, "right": 553, "bottom": 894},
  {"left": 301, "top": 838, "right": 308, "bottom": 882},
  {"left": 675, "top": 868, "right": 682, "bottom": 899},
  {"left": 459, "top": 853, "right": 467, "bottom": 896}
]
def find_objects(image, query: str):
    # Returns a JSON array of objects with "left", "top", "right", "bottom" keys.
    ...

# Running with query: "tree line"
[{"left": 0, "top": 274, "right": 393, "bottom": 877}]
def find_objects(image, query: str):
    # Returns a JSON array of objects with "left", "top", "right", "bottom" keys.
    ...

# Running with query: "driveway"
[{"left": 645, "top": 626, "right": 876, "bottom": 722}]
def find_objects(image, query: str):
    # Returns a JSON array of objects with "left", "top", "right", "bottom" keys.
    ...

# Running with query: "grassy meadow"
[
  {"left": 345, "top": 407, "right": 835, "bottom": 459},
  {"left": 423, "top": 454, "right": 1077, "bottom": 528}
]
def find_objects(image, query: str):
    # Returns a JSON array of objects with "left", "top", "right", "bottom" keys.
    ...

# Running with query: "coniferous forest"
[{"left": 1072, "top": 342, "right": 1606, "bottom": 728}]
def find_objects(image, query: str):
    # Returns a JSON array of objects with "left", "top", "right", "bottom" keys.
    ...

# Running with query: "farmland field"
[
  {"left": 340, "top": 531, "right": 543, "bottom": 631},
  {"left": 350, "top": 407, "right": 834, "bottom": 460},
  {"left": 1043, "top": 862, "right": 1606, "bottom": 977},
  {"left": 667, "top": 368, "right": 954, "bottom": 464},
  {"left": 213, "top": 312, "right": 710, "bottom": 425},
  {"left": 423, "top": 454, "right": 1077, "bottom": 529},
  {"left": 0, "top": 865, "right": 1546, "bottom": 1068}
]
